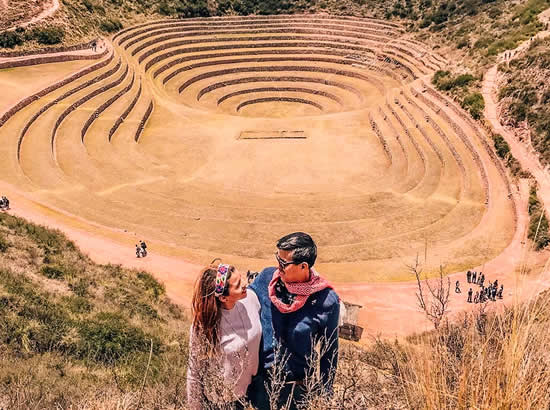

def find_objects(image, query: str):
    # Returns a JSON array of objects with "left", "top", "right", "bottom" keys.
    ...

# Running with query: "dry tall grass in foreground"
[{"left": 1, "top": 211, "right": 549, "bottom": 409}]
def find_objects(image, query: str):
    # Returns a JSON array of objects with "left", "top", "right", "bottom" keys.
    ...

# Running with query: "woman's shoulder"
[{"left": 240, "top": 289, "right": 261, "bottom": 312}]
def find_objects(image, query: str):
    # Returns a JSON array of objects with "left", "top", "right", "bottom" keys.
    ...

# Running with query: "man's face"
[{"left": 276, "top": 249, "right": 309, "bottom": 283}]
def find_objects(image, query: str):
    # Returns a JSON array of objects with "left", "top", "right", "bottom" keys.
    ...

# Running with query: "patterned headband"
[{"left": 214, "top": 264, "right": 230, "bottom": 297}]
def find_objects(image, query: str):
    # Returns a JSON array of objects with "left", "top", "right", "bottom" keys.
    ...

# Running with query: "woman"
[{"left": 186, "top": 259, "right": 262, "bottom": 409}]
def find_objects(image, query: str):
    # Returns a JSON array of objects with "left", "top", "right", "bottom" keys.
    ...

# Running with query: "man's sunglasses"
[{"left": 275, "top": 252, "right": 298, "bottom": 270}]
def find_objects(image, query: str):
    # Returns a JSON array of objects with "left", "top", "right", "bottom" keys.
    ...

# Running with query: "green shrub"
[
  {"left": 457, "top": 38, "right": 469, "bottom": 49},
  {"left": 82, "top": 0, "right": 94, "bottom": 12},
  {"left": 77, "top": 312, "right": 158, "bottom": 363},
  {"left": 100, "top": 18, "right": 123, "bottom": 33},
  {"left": 69, "top": 277, "right": 92, "bottom": 297},
  {"left": 461, "top": 92, "right": 485, "bottom": 119},
  {"left": 63, "top": 295, "right": 92, "bottom": 314},
  {"left": 0, "top": 31, "right": 23, "bottom": 49},
  {"left": 528, "top": 209, "right": 550, "bottom": 250},
  {"left": 528, "top": 185, "right": 541, "bottom": 215},
  {"left": 41, "top": 265, "right": 66, "bottom": 280},
  {"left": 492, "top": 134, "right": 510, "bottom": 159},
  {"left": 0, "top": 233, "right": 9, "bottom": 253},
  {"left": 32, "top": 26, "right": 65, "bottom": 45},
  {"left": 136, "top": 271, "right": 165, "bottom": 300}
]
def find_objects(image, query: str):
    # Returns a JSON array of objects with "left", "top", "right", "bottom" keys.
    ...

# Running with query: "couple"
[{"left": 186, "top": 232, "right": 340, "bottom": 409}]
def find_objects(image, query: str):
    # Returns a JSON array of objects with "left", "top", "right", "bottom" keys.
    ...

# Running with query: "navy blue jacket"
[{"left": 248, "top": 267, "right": 340, "bottom": 390}]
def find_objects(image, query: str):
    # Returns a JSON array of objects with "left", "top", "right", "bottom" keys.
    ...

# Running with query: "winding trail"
[
  {"left": 4, "top": 0, "right": 60, "bottom": 31},
  {"left": 482, "top": 7, "right": 550, "bottom": 217}
]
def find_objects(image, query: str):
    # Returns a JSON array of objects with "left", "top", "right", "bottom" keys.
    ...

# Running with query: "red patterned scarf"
[{"left": 268, "top": 268, "right": 333, "bottom": 313}]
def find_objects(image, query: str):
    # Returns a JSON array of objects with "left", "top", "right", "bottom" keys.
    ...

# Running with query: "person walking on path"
[
  {"left": 248, "top": 232, "right": 340, "bottom": 410},
  {"left": 455, "top": 280, "right": 461, "bottom": 293},
  {"left": 467, "top": 270, "right": 472, "bottom": 283},
  {"left": 474, "top": 291, "right": 479, "bottom": 304},
  {"left": 472, "top": 271, "right": 477, "bottom": 284},
  {"left": 467, "top": 288, "right": 473, "bottom": 303},
  {"left": 135, "top": 244, "right": 142, "bottom": 258},
  {"left": 139, "top": 240, "right": 147, "bottom": 257}
]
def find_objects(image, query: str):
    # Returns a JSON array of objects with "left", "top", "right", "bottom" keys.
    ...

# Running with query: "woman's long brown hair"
[{"left": 191, "top": 261, "right": 234, "bottom": 347}]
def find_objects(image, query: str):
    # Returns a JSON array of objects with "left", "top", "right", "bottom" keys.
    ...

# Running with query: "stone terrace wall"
[
  {"left": 0, "top": 48, "right": 107, "bottom": 69},
  {"left": 0, "top": 51, "right": 113, "bottom": 129}
]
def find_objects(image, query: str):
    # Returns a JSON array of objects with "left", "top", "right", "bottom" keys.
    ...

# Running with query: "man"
[
  {"left": 455, "top": 280, "right": 461, "bottom": 293},
  {"left": 467, "top": 288, "right": 473, "bottom": 303},
  {"left": 140, "top": 240, "right": 147, "bottom": 257},
  {"left": 467, "top": 270, "right": 471, "bottom": 283},
  {"left": 472, "top": 271, "right": 477, "bottom": 284},
  {"left": 248, "top": 232, "right": 340, "bottom": 410}
]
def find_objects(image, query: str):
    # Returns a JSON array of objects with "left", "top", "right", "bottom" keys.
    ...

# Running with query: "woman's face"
[{"left": 219, "top": 269, "right": 247, "bottom": 306}]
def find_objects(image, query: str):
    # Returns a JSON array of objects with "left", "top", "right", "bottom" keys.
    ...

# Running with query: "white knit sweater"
[{"left": 186, "top": 291, "right": 262, "bottom": 408}]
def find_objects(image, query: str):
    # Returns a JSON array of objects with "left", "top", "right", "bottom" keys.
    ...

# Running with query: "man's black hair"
[{"left": 276, "top": 232, "right": 317, "bottom": 268}]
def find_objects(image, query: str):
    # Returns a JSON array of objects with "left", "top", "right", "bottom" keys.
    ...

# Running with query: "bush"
[
  {"left": 0, "top": 31, "right": 23, "bottom": 49},
  {"left": 137, "top": 271, "right": 165, "bottom": 301},
  {"left": 77, "top": 312, "right": 158, "bottom": 363},
  {"left": 0, "top": 233, "right": 9, "bottom": 253},
  {"left": 528, "top": 185, "right": 541, "bottom": 215},
  {"left": 457, "top": 38, "right": 469, "bottom": 49},
  {"left": 528, "top": 209, "right": 550, "bottom": 250},
  {"left": 492, "top": 134, "right": 510, "bottom": 159},
  {"left": 32, "top": 26, "right": 65, "bottom": 45},
  {"left": 41, "top": 265, "right": 66, "bottom": 280},
  {"left": 82, "top": 0, "right": 94, "bottom": 12},
  {"left": 100, "top": 18, "right": 123, "bottom": 33},
  {"left": 462, "top": 92, "right": 485, "bottom": 119}
]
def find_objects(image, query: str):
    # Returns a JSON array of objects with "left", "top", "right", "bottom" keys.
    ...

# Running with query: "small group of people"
[
  {"left": 135, "top": 240, "right": 147, "bottom": 258},
  {"left": 186, "top": 232, "right": 340, "bottom": 409},
  {"left": 0, "top": 196, "right": 10, "bottom": 211},
  {"left": 463, "top": 270, "right": 504, "bottom": 304}
]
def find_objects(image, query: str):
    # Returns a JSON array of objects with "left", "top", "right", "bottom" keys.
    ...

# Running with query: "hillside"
[
  {"left": 498, "top": 36, "right": 550, "bottom": 167},
  {"left": 1, "top": 212, "right": 550, "bottom": 408}
]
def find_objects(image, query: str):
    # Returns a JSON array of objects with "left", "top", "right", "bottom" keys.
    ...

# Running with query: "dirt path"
[
  {"left": 482, "top": 8, "right": 550, "bottom": 217},
  {"left": 4, "top": 0, "right": 60, "bottom": 31},
  {"left": 0, "top": 43, "right": 104, "bottom": 65},
  {"left": 2, "top": 177, "right": 548, "bottom": 339}
]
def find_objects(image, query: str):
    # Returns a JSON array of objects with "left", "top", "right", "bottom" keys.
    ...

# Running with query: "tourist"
[
  {"left": 140, "top": 240, "right": 148, "bottom": 257},
  {"left": 135, "top": 244, "right": 142, "bottom": 258},
  {"left": 187, "top": 260, "right": 261, "bottom": 409},
  {"left": 474, "top": 291, "right": 479, "bottom": 304},
  {"left": 492, "top": 286, "right": 498, "bottom": 301},
  {"left": 248, "top": 232, "right": 340, "bottom": 410},
  {"left": 467, "top": 288, "right": 473, "bottom": 303},
  {"left": 455, "top": 280, "right": 461, "bottom": 293},
  {"left": 498, "top": 285, "right": 504, "bottom": 299},
  {"left": 0, "top": 196, "right": 9, "bottom": 211},
  {"left": 467, "top": 270, "right": 472, "bottom": 283},
  {"left": 472, "top": 271, "right": 477, "bottom": 284},
  {"left": 479, "top": 273, "right": 485, "bottom": 286}
]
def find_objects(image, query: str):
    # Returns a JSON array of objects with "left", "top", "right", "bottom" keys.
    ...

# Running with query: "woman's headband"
[{"left": 214, "top": 264, "right": 230, "bottom": 297}]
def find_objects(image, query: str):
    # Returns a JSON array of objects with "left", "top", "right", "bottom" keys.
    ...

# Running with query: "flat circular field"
[{"left": 0, "top": 15, "right": 517, "bottom": 282}]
